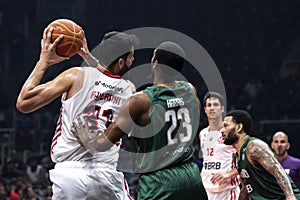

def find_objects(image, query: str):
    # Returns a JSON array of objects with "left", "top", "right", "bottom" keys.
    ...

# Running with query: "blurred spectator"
[
  {"left": 25, "top": 157, "right": 46, "bottom": 188},
  {"left": 39, "top": 156, "right": 54, "bottom": 187},
  {"left": 0, "top": 183, "right": 7, "bottom": 200},
  {"left": 271, "top": 131, "right": 300, "bottom": 189},
  {"left": 19, "top": 184, "right": 39, "bottom": 200},
  {"left": 2, "top": 150, "right": 26, "bottom": 180},
  {"left": 8, "top": 180, "right": 23, "bottom": 200},
  {"left": 43, "top": 185, "right": 52, "bottom": 200}
]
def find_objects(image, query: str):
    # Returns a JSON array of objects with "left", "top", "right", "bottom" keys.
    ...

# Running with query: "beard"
[
  {"left": 224, "top": 129, "right": 239, "bottom": 145},
  {"left": 119, "top": 63, "right": 130, "bottom": 76},
  {"left": 275, "top": 147, "right": 285, "bottom": 156}
]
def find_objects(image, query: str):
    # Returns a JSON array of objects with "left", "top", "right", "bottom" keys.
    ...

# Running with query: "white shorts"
[
  {"left": 206, "top": 187, "right": 240, "bottom": 200},
  {"left": 49, "top": 161, "right": 132, "bottom": 200}
]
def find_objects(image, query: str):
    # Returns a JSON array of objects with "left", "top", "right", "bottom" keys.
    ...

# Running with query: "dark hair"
[
  {"left": 226, "top": 110, "right": 253, "bottom": 134},
  {"left": 27, "top": 156, "right": 38, "bottom": 165},
  {"left": 153, "top": 41, "right": 185, "bottom": 72},
  {"left": 96, "top": 31, "right": 138, "bottom": 68},
  {"left": 203, "top": 91, "right": 225, "bottom": 106}
]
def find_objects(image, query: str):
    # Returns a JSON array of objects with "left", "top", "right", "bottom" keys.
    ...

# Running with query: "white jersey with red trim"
[
  {"left": 200, "top": 126, "right": 239, "bottom": 193},
  {"left": 50, "top": 66, "right": 133, "bottom": 167}
]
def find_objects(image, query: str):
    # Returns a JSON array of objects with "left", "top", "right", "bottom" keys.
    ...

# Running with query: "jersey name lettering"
[
  {"left": 91, "top": 91, "right": 121, "bottom": 105},
  {"left": 167, "top": 98, "right": 184, "bottom": 108}
]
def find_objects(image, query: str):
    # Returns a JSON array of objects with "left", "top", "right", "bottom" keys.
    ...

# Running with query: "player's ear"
[
  {"left": 221, "top": 105, "right": 225, "bottom": 113},
  {"left": 271, "top": 141, "right": 275, "bottom": 150},
  {"left": 236, "top": 123, "right": 243, "bottom": 133},
  {"left": 118, "top": 58, "right": 124, "bottom": 67},
  {"left": 287, "top": 142, "right": 290, "bottom": 150}
]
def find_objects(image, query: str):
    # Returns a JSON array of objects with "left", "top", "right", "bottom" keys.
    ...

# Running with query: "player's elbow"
[{"left": 16, "top": 100, "right": 32, "bottom": 113}]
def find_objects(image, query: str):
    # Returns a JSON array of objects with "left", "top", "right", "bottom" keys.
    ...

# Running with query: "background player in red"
[
  {"left": 16, "top": 25, "right": 137, "bottom": 199},
  {"left": 199, "top": 91, "right": 240, "bottom": 200}
]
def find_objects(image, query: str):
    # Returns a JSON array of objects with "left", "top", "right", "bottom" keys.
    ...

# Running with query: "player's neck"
[
  {"left": 97, "top": 64, "right": 115, "bottom": 75},
  {"left": 234, "top": 134, "right": 249, "bottom": 154},
  {"left": 208, "top": 118, "right": 223, "bottom": 131},
  {"left": 153, "top": 73, "right": 177, "bottom": 87},
  {"left": 154, "top": 78, "right": 178, "bottom": 87},
  {"left": 277, "top": 153, "right": 288, "bottom": 162}
]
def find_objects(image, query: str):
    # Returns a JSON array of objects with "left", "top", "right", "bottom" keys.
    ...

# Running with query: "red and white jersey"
[
  {"left": 51, "top": 66, "right": 133, "bottom": 167},
  {"left": 200, "top": 126, "right": 239, "bottom": 192}
]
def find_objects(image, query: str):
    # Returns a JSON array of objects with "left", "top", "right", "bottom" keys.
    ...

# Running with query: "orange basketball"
[{"left": 48, "top": 19, "right": 84, "bottom": 57}]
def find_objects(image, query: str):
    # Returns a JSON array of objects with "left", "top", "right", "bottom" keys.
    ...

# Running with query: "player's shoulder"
[
  {"left": 199, "top": 127, "right": 209, "bottom": 139},
  {"left": 247, "top": 138, "right": 271, "bottom": 155},
  {"left": 63, "top": 66, "right": 83, "bottom": 73},
  {"left": 131, "top": 91, "right": 150, "bottom": 102},
  {"left": 288, "top": 155, "right": 300, "bottom": 164},
  {"left": 127, "top": 92, "right": 150, "bottom": 109},
  {"left": 58, "top": 67, "right": 83, "bottom": 81},
  {"left": 199, "top": 126, "right": 209, "bottom": 134},
  {"left": 127, "top": 91, "right": 151, "bottom": 116},
  {"left": 248, "top": 138, "right": 268, "bottom": 147}
]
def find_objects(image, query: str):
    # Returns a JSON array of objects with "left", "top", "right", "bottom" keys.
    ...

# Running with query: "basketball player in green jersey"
[
  {"left": 221, "top": 110, "right": 300, "bottom": 200},
  {"left": 73, "top": 41, "right": 208, "bottom": 200}
]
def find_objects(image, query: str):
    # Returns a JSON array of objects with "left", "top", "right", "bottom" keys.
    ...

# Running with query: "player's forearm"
[
  {"left": 275, "top": 168, "right": 296, "bottom": 198},
  {"left": 265, "top": 161, "right": 296, "bottom": 198},
  {"left": 84, "top": 53, "right": 99, "bottom": 67},
  {"left": 278, "top": 180, "right": 296, "bottom": 198},
  {"left": 20, "top": 61, "right": 48, "bottom": 95}
]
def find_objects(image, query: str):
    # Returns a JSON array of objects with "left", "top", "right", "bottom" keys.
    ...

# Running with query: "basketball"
[{"left": 47, "top": 19, "right": 84, "bottom": 57}]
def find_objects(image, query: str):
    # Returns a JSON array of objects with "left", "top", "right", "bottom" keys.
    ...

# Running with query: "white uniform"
[
  {"left": 200, "top": 127, "right": 240, "bottom": 200},
  {"left": 26, "top": 165, "right": 43, "bottom": 183},
  {"left": 49, "top": 67, "right": 133, "bottom": 200}
]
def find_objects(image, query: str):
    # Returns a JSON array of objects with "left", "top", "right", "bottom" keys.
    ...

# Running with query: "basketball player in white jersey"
[
  {"left": 16, "top": 26, "right": 137, "bottom": 199},
  {"left": 199, "top": 92, "right": 240, "bottom": 200}
]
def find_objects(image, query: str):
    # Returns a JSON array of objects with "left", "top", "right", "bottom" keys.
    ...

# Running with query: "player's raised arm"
[{"left": 16, "top": 26, "right": 73, "bottom": 113}]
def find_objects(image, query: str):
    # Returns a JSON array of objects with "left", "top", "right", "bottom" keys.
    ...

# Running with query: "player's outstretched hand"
[
  {"left": 71, "top": 115, "right": 90, "bottom": 147},
  {"left": 211, "top": 172, "right": 231, "bottom": 185}
]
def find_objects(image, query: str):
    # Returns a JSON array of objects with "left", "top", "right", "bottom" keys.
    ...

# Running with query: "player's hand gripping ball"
[{"left": 47, "top": 19, "right": 84, "bottom": 57}]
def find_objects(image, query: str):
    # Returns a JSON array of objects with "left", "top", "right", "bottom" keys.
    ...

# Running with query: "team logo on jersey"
[
  {"left": 285, "top": 168, "right": 290, "bottom": 174},
  {"left": 240, "top": 169, "right": 250, "bottom": 178},
  {"left": 95, "top": 80, "right": 124, "bottom": 92}
]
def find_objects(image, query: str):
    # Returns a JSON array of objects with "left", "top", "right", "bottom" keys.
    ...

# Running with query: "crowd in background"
[{"left": 0, "top": 150, "right": 53, "bottom": 200}]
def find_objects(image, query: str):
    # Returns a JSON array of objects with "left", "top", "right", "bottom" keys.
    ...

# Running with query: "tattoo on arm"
[{"left": 247, "top": 140, "right": 295, "bottom": 197}]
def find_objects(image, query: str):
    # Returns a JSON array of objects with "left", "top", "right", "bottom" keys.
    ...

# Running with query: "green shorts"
[{"left": 137, "top": 162, "right": 207, "bottom": 200}]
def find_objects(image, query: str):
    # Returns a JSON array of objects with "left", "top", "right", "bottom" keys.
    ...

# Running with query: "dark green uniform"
[
  {"left": 236, "top": 137, "right": 300, "bottom": 200},
  {"left": 129, "top": 81, "right": 207, "bottom": 200}
]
